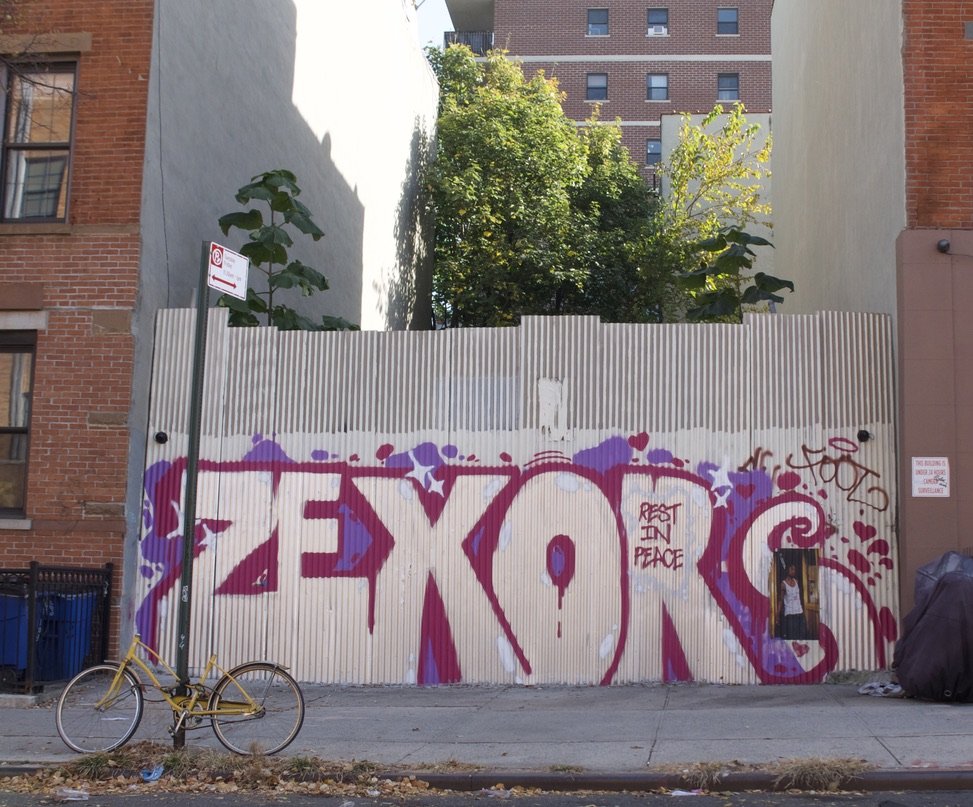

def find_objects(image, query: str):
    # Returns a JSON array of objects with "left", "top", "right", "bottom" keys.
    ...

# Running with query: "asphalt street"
[{"left": 1, "top": 788, "right": 972, "bottom": 806}]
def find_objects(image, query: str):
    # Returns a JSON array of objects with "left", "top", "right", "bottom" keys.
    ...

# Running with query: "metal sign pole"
[{"left": 173, "top": 242, "right": 211, "bottom": 749}]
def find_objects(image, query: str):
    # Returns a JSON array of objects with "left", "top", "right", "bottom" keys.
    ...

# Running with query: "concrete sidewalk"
[{"left": 3, "top": 682, "right": 973, "bottom": 790}]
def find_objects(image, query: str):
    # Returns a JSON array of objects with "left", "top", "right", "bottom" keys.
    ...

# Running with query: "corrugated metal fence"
[{"left": 137, "top": 310, "right": 897, "bottom": 685}]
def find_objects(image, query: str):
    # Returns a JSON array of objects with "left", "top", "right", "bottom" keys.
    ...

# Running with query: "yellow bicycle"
[{"left": 55, "top": 634, "right": 304, "bottom": 756}]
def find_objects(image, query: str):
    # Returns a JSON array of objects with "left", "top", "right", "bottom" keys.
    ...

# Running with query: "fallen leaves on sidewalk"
[{"left": 0, "top": 741, "right": 442, "bottom": 800}]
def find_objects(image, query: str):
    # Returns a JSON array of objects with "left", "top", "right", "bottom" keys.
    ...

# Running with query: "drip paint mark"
[{"left": 547, "top": 534, "right": 576, "bottom": 638}]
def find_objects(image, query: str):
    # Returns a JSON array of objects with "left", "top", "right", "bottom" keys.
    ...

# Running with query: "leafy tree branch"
[{"left": 216, "top": 169, "right": 358, "bottom": 331}]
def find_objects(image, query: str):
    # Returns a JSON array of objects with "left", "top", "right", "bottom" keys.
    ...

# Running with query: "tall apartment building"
[
  {"left": 0, "top": 0, "right": 436, "bottom": 647},
  {"left": 772, "top": 0, "right": 973, "bottom": 612},
  {"left": 445, "top": 0, "right": 773, "bottom": 180}
]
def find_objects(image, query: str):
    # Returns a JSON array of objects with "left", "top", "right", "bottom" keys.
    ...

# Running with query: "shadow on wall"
[
  {"left": 140, "top": 0, "right": 365, "bottom": 326},
  {"left": 127, "top": 1, "right": 368, "bottom": 619},
  {"left": 386, "top": 119, "right": 435, "bottom": 330}
]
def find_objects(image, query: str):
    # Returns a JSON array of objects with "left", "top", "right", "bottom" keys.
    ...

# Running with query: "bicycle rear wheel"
[
  {"left": 208, "top": 662, "right": 304, "bottom": 755},
  {"left": 56, "top": 663, "right": 144, "bottom": 753}
]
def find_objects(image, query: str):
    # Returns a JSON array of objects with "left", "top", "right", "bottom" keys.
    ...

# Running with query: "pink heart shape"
[
  {"left": 628, "top": 432, "right": 649, "bottom": 451},
  {"left": 852, "top": 521, "right": 877, "bottom": 542}
]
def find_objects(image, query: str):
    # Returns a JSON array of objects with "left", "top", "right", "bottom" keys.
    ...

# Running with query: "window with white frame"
[
  {"left": 587, "top": 8, "right": 609, "bottom": 36},
  {"left": 0, "top": 61, "right": 77, "bottom": 222},
  {"left": 586, "top": 73, "right": 608, "bottom": 101},
  {"left": 0, "top": 331, "right": 35, "bottom": 517},
  {"left": 646, "top": 73, "right": 668, "bottom": 101},
  {"left": 717, "top": 72, "right": 740, "bottom": 100},
  {"left": 717, "top": 7, "right": 739, "bottom": 34},
  {"left": 647, "top": 8, "right": 669, "bottom": 35}
]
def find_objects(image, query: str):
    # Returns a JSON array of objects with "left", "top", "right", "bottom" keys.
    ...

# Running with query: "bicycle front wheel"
[
  {"left": 209, "top": 662, "right": 305, "bottom": 755},
  {"left": 56, "top": 663, "right": 144, "bottom": 753}
]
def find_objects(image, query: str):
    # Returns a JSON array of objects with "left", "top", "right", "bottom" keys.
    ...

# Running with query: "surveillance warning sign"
[{"left": 911, "top": 456, "right": 949, "bottom": 497}]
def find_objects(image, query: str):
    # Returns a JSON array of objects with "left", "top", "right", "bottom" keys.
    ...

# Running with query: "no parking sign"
[{"left": 206, "top": 242, "right": 249, "bottom": 300}]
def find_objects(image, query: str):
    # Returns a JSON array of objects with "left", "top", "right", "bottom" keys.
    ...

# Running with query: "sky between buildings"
[{"left": 417, "top": 0, "right": 454, "bottom": 49}]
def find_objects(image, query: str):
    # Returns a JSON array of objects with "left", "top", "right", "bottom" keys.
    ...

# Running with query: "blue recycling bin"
[
  {"left": 36, "top": 593, "right": 95, "bottom": 680},
  {"left": 0, "top": 594, "right": 29, "bottom": 671}
]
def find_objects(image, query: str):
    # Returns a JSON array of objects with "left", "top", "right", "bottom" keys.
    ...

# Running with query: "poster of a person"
[
  {"left": 771, "top": 549, "right": 819, "bottom": 641},
  {"left": 779, "top": 563, "right": 808, "bottom": 639}
]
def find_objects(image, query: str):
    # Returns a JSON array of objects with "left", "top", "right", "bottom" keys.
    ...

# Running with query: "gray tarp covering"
[{"left": 893, "top": 552, "right": 973, "bottom": 702}]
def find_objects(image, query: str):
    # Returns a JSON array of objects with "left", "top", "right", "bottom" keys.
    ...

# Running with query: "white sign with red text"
[
  {"left": 912, "top": 456, "right": 949, "bottom": 497},
  {"left": 207, "top": 242, "right": 249, "bottom": 300}
]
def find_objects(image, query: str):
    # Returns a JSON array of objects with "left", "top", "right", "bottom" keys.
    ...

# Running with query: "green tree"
[
  {"left": 566, "top": 115, "right": 686, "bottom": 322},
  {"left": 655, "top": 104, "right": 790, "bottom": 321},
  {"left": 428, "top": 46, "right": 589, "bottom": 327},
  {"left": 216, "top": 169, "right": 357, "bottom": 331},
  {"left": 657, "top": 102, "right": 772, "bottom": 243},
  {"left": 427, "top": 48, "right": 783, "bottom": 327},
  {"left": 428, "top": 47, "right": 687, "bottom": 327},
  {"left": 680, "top": 227, "right": 792, "bottom": 322}
]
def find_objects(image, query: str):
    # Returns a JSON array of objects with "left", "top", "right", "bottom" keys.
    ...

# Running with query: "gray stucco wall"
[
  {"left": 124, "top": 0, "right": 438, "bottom": 634},
  {"left": 771, "top": 1, "right": 905, "bottom": 316},
  {"left": 137, "top": 0, "right": 438, "bottom": 328}
]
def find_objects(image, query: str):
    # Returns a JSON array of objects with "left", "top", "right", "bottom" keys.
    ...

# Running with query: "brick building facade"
[
  {"left": 903, "top": 1, "right": 973, "bottom": 228},
  {"left": 446, "top": 0, "right": 772, "bottom": 177},
  {"left": 0, "top": 3, "right": 154, "bottom": 597}
]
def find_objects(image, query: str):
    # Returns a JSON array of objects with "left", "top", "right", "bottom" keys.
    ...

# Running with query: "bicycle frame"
[{"left": 98, "top": 634, "right": 263, "bottom": 732}]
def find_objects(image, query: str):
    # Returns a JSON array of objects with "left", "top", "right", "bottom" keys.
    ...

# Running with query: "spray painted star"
[
  {"left": 707, "top": 461, "right": 734, "bottom": 508},
  {"left": 405, "top": 449, "right": 435, "bottom": 489},
  {"left": 199, "top": 521, "right": 221, "bottom": 551}
]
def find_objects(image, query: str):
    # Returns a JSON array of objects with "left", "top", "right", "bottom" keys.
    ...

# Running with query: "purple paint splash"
[
  {"left": 243, "top": 435, "right": 295, "bottom": 464},
  {"left": 573, "top": 436, "right": 631, "bottom": 475}
]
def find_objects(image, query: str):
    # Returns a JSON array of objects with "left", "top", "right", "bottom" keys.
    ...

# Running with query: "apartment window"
[
  {"left": 587, "top": 8, "right": 609, "bottom": 36},
  {"left": 718, "top": 73, "right": 740, "bottom": 100},
  {"left": 717, "top": 7, "right": 739, "bottom": 35},
  {"left": 0, "top": 62, "right": 76, "bottom": 222},
  {"left": 647, "top": 8, "right": 669, "bottom": 35},
  {"left": 0, "top": 332, "right": 35, "bottom": 517},
  {"left": 586, "top": 73, "right": 608, "bottom": 101},
  {"left": 646, "top": 74, "right": 669, "bottom": 101},
  {"left": 645, "top": 138, "right": 662, "bottom": 166}
]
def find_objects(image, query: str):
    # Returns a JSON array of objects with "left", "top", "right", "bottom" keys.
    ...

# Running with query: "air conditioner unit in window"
[{"left": 647, "top": 25, "right": 668, "bottom": 36}]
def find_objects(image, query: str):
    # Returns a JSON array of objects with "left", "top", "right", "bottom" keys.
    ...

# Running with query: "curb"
[
  {"left": 397, "top": 769, "right": 973, "bottom": 793},
  {"left": 0, "top": 767, "right": 47, "bottom": 778},
  {"left": 4, "top": 765, "right": 973, "bottom": 793}
]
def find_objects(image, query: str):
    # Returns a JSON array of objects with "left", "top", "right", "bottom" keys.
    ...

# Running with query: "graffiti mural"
[{"left": 137, "top": 431, "right": 897, "bottom": 686}]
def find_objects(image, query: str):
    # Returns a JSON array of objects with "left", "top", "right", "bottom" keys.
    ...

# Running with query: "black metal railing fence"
[
  {"left": 444, "top": 30, "right": 495, "bottom": 55},
  {"left": 0, "top": 562, "right": 112, "bottom": 693}
]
